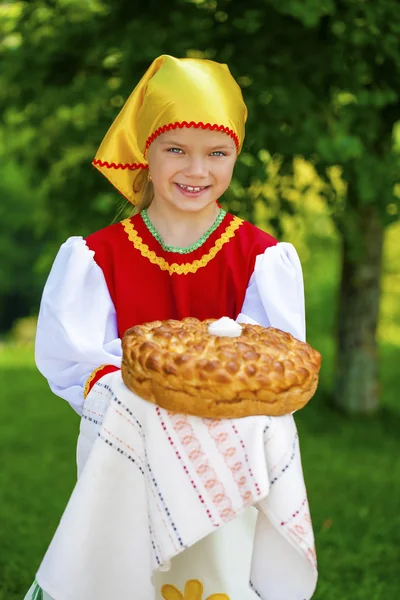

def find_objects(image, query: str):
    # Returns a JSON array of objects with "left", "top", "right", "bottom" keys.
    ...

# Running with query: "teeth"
[{"left": 178, "top": 184, "right": 206, "bottom": 192}]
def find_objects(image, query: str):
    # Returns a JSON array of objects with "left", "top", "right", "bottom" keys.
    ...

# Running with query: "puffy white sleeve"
[
  {"left": 237, "top": 242, "right": 306, "bottom": 342},
  {"left": 35, "top": 237, "right": 122, "bottom": 415}
]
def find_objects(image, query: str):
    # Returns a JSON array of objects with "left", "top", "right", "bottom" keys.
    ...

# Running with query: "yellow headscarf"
[{"left": 93, "top": 55, "right": 247, "bottom": 205}]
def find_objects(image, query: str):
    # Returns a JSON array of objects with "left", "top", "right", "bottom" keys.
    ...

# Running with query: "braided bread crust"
[{"left": 121, "top": 318, "right": 321, "bottom": 418}]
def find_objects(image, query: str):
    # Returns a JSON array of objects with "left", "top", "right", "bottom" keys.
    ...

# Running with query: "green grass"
[
  {"left": 295, "top": 383, "right": 400, "bottom": 600},
  {"left": 0, "top": 350, "right": 78, "bottom": 599}
]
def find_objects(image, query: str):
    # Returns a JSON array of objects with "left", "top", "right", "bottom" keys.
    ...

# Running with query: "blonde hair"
[
  {"left": 133, "top": 178, "right": 154, "bottom": 214},
  {"left": 132, "top": 169, "right": 154, "bottom": 215},
  {"left": 113, "top": 170, "right": 154, "bottom": 222}
]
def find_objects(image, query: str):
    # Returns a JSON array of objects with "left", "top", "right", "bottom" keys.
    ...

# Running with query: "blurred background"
[{"left": 0, "top": 1, "right": 399, "bottom": 598}]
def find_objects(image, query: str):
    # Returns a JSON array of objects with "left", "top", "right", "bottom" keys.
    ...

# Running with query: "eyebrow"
[{"left": 159, "top": 139, "right": 235, "bottom": 151}]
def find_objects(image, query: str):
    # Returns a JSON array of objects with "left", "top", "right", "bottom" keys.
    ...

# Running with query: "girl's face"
[{"left": 147, "top": 127, "right": 237, "bottom": 213}]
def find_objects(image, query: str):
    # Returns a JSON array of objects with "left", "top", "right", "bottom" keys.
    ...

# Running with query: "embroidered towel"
[{"left": 36, "top": 372, "right": 317, "bottom": 600}]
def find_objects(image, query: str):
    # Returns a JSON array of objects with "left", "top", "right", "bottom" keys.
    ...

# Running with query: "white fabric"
[
  {"left": 35, "top": 239, "right": 305, "bottom": 415},
  {"left": 238, "top": 242, "right": 306, "bottom": 342},
  {"left": 35, "top": 371, "right": 317, "bottom": 600},
  {"left": 35, "top": 237, "right": 122, "bottom": 415}
]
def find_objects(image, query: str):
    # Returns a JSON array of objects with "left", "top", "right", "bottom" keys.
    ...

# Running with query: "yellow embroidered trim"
[
  {"left": 161, "top": 579, "right": 230, "bottom": 600},
  {"left": 121, "top": 216, "right": 243, "bottom": 275},
  {"left": 83, "top": 365, "right": 107, "bottom": 399}
]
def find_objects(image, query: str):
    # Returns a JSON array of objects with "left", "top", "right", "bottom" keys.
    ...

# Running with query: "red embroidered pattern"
[
  {"left": 206, "top": 420, "right": 256, "bottom": 506},
  {"left": 280, "top": 496, "right": 308, "bottom": 527},
  {"left": 231, "top": 423, "right": 262, "bottom": 497},
  {"left": 145, "top": 121, "right": 240, "bottom": 153},
  {"left": 168, "top": 412, "right": 236, "bottom": 523},
  {"left": 92, "top": 159, "right": 148, "bottom": 170},
  {"left": 279, "top": 495, "right": 317, "bottom": 570},
  {"left": 307, "top": 545, "right": 318, "bottom": 569},
  {"left": 288, "top": 520, "right": 317, "bottom": 569},
  {"left": 157, "top": 408, "right": 219, "bottom": 527}
]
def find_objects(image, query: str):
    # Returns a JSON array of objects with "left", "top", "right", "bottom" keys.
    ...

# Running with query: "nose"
[{"left": 183, "top": 156, "right": 208, "bottom": 179}]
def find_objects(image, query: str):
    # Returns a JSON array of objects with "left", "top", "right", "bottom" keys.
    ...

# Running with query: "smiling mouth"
[{"left": 176, "top": 183, "right": 210, "bottom": 193}]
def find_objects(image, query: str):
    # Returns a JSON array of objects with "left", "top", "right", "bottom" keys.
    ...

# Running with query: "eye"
[
  {"left": 210, "top": 151, "right": 226, "bottom": 157},
  {"left": 167, "top": 147, "right": 183, "bottom": 154}
]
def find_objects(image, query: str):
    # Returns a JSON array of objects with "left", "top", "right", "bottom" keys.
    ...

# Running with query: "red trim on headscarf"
[
  {"left": 145, "top": 121, "right": 240, "bottom": 153},
  {"left": 93, "top": 159, "right": 148, "bottom": 170}
]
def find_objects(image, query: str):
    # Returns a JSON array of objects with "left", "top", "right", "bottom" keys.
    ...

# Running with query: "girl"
[{"left": 26, "top": 55, "right": 317, "bottom": 600}]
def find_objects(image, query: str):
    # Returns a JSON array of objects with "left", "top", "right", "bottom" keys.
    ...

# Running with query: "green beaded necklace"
[{"left": 141, "top": 208, "right": 227, "bottom": 254}]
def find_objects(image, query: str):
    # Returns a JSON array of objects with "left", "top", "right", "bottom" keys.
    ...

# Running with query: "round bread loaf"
[{"left": 121, "top": 317, "right": 321, "bottom": 418}]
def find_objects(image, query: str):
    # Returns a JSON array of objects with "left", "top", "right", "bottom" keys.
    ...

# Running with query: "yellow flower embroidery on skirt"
[{"left": 161, "top": 579, "right": 229, "bottom": 600}]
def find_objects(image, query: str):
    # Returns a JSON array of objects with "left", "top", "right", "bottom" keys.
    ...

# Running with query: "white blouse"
[{"left": 35, "top": 238, "right": 306, "bottom": 415}]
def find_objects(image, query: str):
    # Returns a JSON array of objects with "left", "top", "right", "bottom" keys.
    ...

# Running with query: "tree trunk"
[{"left": 334, "top": 204, "right": 384, "bottom": 414}]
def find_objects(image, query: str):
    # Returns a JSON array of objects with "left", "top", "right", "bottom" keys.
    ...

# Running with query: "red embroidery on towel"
[
  {"left": 206, "top": 420, "right": 255, "bottom": 506},
  {"left": 157, "top": 408, "right": 220, "bottom": 526},
  {"left": 168, "top": 412, "right": 236, "bottom": 522}
]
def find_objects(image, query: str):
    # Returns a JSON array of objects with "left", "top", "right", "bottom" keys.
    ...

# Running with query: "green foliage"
[
  {"left": 1, "top": 0, "right": 399, "bottom": 235},
  {"left": 8, "top": 316, "right": 38, "bottom": 345},
  {"left": 0, "top": 163, "right": 44, "bottom": 332},
  {"left": 0, "top": 0, "right": 399, "bottom": 334}
]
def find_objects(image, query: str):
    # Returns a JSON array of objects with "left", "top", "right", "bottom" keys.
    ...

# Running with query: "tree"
[
  {"left": 217, "top": 0, "right": 400, "bottom": 414},
  {"left": 1, "top": 0, "right": 399, "bottom": 411},
  {"left": 0, "top": 162, "right": 45, "bottom": 332}
]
